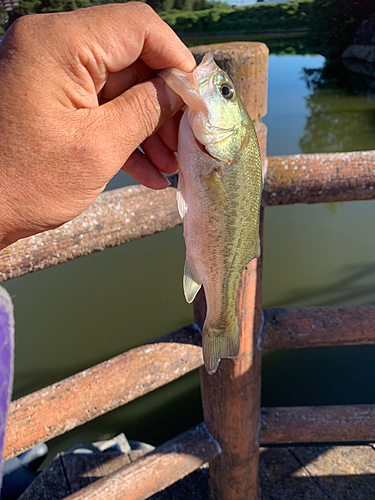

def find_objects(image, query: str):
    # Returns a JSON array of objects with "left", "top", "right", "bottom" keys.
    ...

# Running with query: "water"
[
  {"left": 2, "top": 51, "right": 375, "bottom": 455},
  {"left": 262, "top": 54, "right": 375, "bottom": 409}
]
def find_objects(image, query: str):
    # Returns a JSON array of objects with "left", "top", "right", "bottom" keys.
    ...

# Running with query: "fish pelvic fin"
[
  {"left": 183, "top": 258, "right": 202, "bottom": 303},
  {"left": 176, "top": 173, "right": 188, "bottom": 219},
  {"left": 202, "top": 320, "right": 239, "bottom": 375}
]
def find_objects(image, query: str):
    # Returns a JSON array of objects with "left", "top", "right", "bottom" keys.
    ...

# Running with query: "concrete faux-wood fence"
[
  {"left": 2, "top": 150, "right": 375, "bottom": 283},
  {"left": 2, "top": 42, "right": 375, "bottom": 500}
]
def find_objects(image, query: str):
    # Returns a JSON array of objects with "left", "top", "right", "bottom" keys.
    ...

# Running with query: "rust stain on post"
[
  {"left": 4, "top": 324, "right": 202, "bottom": 460},
  {"left": 65, "top": 423, "right": 221, "bottom": 500},
  {"left": 262, "top": 305, "right": 375, "bottom": 349},
  {"left": 265, "top": 150, "right": 375, "bottom": 205},
  {"left": 260, "top": 405, "right": 375, "bottom": 444}
]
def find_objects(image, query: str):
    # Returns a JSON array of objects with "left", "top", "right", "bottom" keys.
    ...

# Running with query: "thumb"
[{"left": 98, "top": 76, "right": 183, "bottom": 167}]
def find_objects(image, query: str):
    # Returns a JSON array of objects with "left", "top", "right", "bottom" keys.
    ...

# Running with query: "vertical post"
[{"left": 190, "top": 43, "right": 268, "bottom": 500}]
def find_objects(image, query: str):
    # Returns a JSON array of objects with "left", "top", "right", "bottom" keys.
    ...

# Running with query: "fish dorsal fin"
[
  {"left": 183, "top": 258, "right": 202, "bottom": 303},
  {"left": 176, "top": 174, "right": 188, "bottom": 219}
]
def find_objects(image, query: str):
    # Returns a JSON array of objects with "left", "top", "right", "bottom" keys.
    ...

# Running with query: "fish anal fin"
[
  {"left": 202, "top": 321, "right": 239, "bottom": 375},
  {"left": 183, "top": 258, "right": 202, "bottom": 303},
  {"left": 176, "top": 174, "right": 188, "bottom": 219}
]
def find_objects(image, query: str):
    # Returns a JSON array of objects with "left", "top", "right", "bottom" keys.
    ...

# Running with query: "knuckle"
[
  {"left": 5, "top": 14, "right": 38, "bottom": 46},
  {"left": 5, "top": 13, "right": 64, "bottom": 53},
  {"left": 130, "top": 2, "right": 156, "bottom": 16}
]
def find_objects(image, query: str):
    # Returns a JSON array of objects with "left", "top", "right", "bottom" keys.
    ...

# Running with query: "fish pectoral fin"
[
  {"left": 202, "top": 321, "right": 239, "bottom": 375},
  {"left": 202, "top": 171, "right": 229, "bottom": 210},
  {"left": 176, "top": 173, "right": 188, "bottom": 219},
  {"left": 183, "top": 258, "right": 202, "bottom": 303}
]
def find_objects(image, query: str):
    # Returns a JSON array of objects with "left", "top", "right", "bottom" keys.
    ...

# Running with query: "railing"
[{"left": 1, "top": 42, "right": 375, "bottom": 500}]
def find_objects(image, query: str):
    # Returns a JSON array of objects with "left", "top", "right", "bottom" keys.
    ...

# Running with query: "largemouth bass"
[{"left": 160, "top": 53, "right": 262, "bottom": 375}]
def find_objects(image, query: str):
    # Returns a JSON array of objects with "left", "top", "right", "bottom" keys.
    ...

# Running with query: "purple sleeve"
[{"left": 0, "top": 286, "right": 14, "bottom": 487}]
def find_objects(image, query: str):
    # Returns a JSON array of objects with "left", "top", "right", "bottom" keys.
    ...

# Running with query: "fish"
[{"left": 159, "top": 53, "right": 262, "bottom": 375}]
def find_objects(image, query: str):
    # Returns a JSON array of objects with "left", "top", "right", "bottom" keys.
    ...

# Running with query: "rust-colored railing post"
[{"left": 191, "top": 43, "right": 268, "bottom": 500}]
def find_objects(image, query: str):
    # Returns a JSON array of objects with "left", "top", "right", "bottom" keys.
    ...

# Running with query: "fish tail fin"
[{"left": 202, "top": 321, "right": 239, "bottom": 375}]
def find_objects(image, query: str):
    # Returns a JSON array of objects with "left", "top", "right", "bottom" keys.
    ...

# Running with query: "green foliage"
[
  {"left": 3, "top": 0, "right": 228, "bottom": 28},
  {"left": 148, "top": 0, "right": 225, "bottom": 13},
  {"left": 161, "top": 0, "right": 313, "bottom": 34},
  {"left": 162, "top": 0, "right": 174, "bottom": 12},
  {"left": 4, "top": 0, "right": 374, "bottom": 61},
  {"left": 162, "top": 0, "right": 375, "bottom": 59},
  {"left": 309, "top": 0, "right": 375, "bottom": 58},
  {"left": 0, "top": 0, "right": 313, "bottom": 36},
  {"left": 0, "top": 6, "right": 5, "bottom": 33},
  {"left": 4, "top": 0, "right": 147, "bottom": 28},
  {"left": 40, "top": 0, "right": 93, "bottom": 12},
  {"left": 6, "top": 0, "right": 40, "bottom": 26}
]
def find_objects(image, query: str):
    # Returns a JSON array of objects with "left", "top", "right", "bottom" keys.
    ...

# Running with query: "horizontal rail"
[
  {"left": 0, "top": 184, "right": 181, "bottom": 283},
  {"left": 7, "top": 305, "right": 375, "bottom": 459},
  {"left": 65, "top": 423, "right": 220, "bottom": 500},
  {"left": 5, "top": 324, "right": 202, "bottom": 460},
  {"left": 260, "top": 405, "right": 375, "bottom": 444},
  {"left": 261, "top": 305, "right": 375, "bottom": 349},
  {"left": 1, "top": 150, "right": 374, "bottom": 283},
  {"left": 265, "top": 150, "right": 375, "bottom": 205}
]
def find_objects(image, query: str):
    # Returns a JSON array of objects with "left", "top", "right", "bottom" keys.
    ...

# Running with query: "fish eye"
[{"left": 220, "top": 84, "right": 235, "bottom": 100}]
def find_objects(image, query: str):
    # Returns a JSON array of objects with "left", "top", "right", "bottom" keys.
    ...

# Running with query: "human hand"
[{"left": 0, "top": 3, "right": 195, "bottom": 249}]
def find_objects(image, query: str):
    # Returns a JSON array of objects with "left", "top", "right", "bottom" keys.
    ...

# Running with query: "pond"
[{"left": 2, "top": 48, "right": 375, "bottom": 457}]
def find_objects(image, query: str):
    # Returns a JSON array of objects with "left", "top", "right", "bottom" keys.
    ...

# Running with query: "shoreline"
[{"left": 180, "top": 28, "right": 310, "bottom": 39}]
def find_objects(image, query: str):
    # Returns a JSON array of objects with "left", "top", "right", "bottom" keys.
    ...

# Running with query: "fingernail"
[{"left": 158, "top": 170, "right": 171, "bottom": 187}]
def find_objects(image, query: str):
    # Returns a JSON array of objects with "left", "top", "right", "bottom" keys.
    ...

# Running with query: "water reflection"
[
  {"left": 270, "top": 262, "right": 375, "bottom": 308},
  {"left": 299, "top": 59, "right": 375, "bottom": 153},
  {"left": 342, "top": 58, "right": 375, "bottom": 95}
]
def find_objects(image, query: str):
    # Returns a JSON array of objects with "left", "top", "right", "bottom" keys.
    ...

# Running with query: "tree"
[{"left": 309, "top": 0, "right": 375, "bottom": 59}]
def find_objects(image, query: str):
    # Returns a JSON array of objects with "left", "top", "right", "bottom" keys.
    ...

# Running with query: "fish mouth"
[
  {"left": 159, "top": 68, "right": 205, "bottom": 112},
  {"left": 159, "top": 53, "right": 218, "bottom": 113}
]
